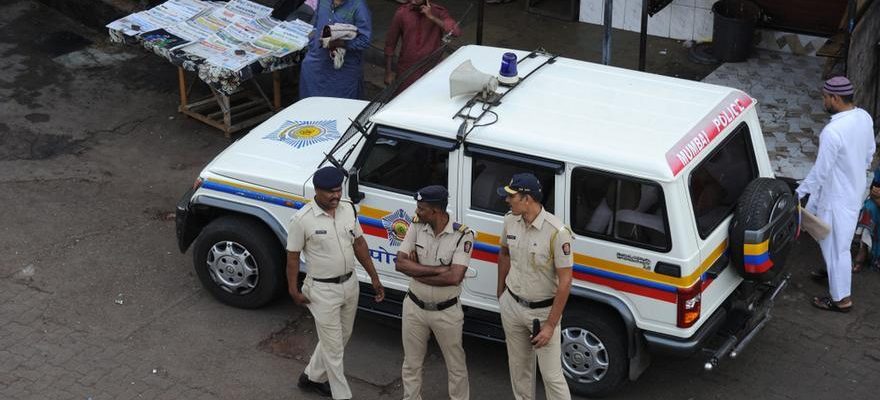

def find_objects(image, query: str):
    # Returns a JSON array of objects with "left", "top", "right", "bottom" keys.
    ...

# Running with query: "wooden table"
[{"left": 176, "top": 68, "right": 285, "bottom": 138}]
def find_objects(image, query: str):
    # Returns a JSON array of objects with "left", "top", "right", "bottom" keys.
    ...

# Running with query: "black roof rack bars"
[{"left": 453, "top": 49, "right": 559, "bottom": 144}]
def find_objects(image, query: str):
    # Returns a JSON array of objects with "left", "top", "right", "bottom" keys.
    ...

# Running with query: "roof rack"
[{"left": 453, "top": 49, "right": 559, "bottom": 143}]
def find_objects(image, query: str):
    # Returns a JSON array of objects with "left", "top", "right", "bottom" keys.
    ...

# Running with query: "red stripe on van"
[{"left": 573, "top": 270, "right": 677, "bottom": 303}]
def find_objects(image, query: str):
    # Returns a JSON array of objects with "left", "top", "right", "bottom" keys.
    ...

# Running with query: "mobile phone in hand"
[{"left": 531, "top": 319, "right": 540, "bottom": 339}]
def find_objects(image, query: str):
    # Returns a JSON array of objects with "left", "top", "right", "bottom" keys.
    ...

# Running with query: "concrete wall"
[{"left": 848, "top": 0, "right": 880, "bottom": 125}]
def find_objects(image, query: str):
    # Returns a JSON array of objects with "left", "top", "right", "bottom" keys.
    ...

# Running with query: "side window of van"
[
  {"left": 469, "top": 148, "right": 557, "bottom": 215},
  {"left": 689, "top": 123, "right": 758, "bottom": 238},
  {"left": 571, "top": 168, "right": 670, "bottom": 251},
  {"left": 358, "top": 131, "right": 450, "bottom": 194}
]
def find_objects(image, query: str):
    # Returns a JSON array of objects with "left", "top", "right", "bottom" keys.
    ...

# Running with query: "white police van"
[{"left": 175, "top": 45, "right": 797, "bottom": 396}]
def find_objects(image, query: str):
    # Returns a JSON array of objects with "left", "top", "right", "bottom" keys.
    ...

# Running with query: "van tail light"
[
  {"left": 193, "top": 177, "right": 204, "bottom": 190},
  {"left": 677, "top": 281, "right": 702, "bottom": 328}
]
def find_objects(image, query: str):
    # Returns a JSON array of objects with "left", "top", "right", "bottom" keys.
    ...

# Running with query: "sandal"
[{"left": 811, "top": 296, "right": 852, "bottom": 313}]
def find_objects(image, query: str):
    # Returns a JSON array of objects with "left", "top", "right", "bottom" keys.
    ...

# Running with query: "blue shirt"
[{"left": 299, "top": 0, "right": 372, "bottom": 99}]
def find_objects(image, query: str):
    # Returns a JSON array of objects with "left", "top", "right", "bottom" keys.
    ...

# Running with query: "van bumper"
[
  {"left": 642, "top": 305, "right": 727, "bottom": 356},
  {"left": 175, "top": 186, "right": 199, "bottom": 253}
]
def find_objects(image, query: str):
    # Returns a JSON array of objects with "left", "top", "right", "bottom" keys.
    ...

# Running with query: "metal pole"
[
  {"left": 476, "top": 0, "right": 485, "bottom": 45},
  {"left": 844, "top": 0, "right": 856, "bottom": 75},
  {"left": 602, "top": 0, "right": 612, "bottom": 65},
  {"left": 639, "top": 0, "right": 648, "bottom": 71}
]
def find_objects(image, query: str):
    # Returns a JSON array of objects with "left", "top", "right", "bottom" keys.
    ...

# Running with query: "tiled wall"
[
  {"left": 579, "top": 0, "right": 717, "bottom": 42},
  {"left": 579, "top": 0, "right": 829, "bottom": 56}
]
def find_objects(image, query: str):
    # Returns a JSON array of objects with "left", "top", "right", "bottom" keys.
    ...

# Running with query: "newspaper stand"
[{"left": 107, "top": 0, "right": 312, "bottom": 138}]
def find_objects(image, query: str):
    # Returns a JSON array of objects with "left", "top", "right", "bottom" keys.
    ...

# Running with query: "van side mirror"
[{"left": 348, "top": 168, "right": 365, "bottom": 203}]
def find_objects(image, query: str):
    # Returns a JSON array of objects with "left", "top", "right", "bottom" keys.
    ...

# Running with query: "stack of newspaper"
[{"left": 107, "top": 0, "right": 313, "bottom": 72}]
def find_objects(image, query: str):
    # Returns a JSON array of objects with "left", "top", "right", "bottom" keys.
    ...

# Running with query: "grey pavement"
[{"left": 2, "top": 1, "right": 880, "bottom": 399}]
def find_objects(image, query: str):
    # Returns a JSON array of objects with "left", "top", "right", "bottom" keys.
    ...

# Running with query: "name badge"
[
  {"left": 506, "top": 235, "right": 517, "bottom": 240},
  {"left": 315, "top": 230, "right": 327, "bottom": 234}
]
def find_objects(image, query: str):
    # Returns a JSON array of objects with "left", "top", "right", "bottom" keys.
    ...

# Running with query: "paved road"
[{"left": 2, "top": 1, "right": 879, "bottom": 399}]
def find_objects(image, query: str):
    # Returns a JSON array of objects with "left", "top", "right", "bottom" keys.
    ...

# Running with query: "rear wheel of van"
[
  {"left": 561, "top": 308, "right": 627, "bottom": 398},
  {"left": 192, "top": 215, "right": 286, "bottom": 309},
  {"left": 729, "top": 177, "right": 798, "bottom": 282}
]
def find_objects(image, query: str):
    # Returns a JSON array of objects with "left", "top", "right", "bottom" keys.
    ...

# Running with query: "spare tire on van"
[{"left": 729, "top": 177, "right": 799, "bottom": 281}]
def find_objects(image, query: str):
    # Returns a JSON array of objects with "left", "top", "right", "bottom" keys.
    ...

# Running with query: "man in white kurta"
[{"left": 796, "top": 76, "right": 875, "bottom": 311}]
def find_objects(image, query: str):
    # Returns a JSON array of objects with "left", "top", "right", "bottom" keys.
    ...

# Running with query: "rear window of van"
[{"left": 688, "top": 123, "right": 758, "bottom": 238}]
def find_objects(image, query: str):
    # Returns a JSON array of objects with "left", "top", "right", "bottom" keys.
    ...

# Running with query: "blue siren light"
[{"left": 498, "top": 52, "right": 519, "bottom": 85}]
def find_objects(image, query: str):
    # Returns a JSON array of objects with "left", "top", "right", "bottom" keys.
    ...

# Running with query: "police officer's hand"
[
  {"left": 291, "top": 290, "right": 310, "bottom": 305},
  {"left": 531, "top": 323, "right": 554, "bottom": 348},
  {"left": 372, "top": 276, "right": 385, "bottom": 302}
]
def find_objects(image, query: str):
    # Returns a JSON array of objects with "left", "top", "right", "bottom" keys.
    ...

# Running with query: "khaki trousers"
[
  {"left": 499, "top": 291, "right": 570, "bottom": 400},
  {"left": 302, "top": 276, "right": 359, "bottom": 399},
  {"left": 401, "top": 296, "right": 470, "bottom": 400}
]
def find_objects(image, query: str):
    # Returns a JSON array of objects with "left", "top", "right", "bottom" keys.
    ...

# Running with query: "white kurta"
[{"left": 796, "top": 107, "right": 876, "bottom": 301}]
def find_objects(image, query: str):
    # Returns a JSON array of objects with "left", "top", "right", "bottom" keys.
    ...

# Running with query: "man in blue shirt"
[{"left": 299, "top": 0, "right": 372, "bottom": 100}]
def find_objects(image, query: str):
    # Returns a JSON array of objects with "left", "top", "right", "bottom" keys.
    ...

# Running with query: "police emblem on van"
[
  {"left": 381, "top": 209, "right": 412, "bottom": 246},
  {"left": 262, "top": 119, "right": 340, "bottom": 148}
]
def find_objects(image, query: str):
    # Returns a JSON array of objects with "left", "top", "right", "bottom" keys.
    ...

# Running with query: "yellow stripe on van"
[
  {"left": 358, "top": 205, "right": 389, "bottom": 219},
  {"left": 206, "top": 178, "right": 307, "bottom": 202},
  {"left": 570, "top": 240, "right": 727, "bottom": 288},
  {"left": 476, "top": 232, "right": 501, "bottom": 246},
  {"left": 356, "top": 203, "right": 728, "bottom": 289},
  {"left": 743, "top": 240, "right": 769, "bottom": 255}
]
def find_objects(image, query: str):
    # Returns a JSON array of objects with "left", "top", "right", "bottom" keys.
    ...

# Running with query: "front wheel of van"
[
  {"left": 561, "top": 309, "right": 627, "bottom": 398},
  {"left": 192, "top": 215, "right": 285, "bottom": 309}
]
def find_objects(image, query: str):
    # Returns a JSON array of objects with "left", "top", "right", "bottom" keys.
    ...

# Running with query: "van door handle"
[{"left": 465, "top": 267, "right": 478, "bottom": 278}]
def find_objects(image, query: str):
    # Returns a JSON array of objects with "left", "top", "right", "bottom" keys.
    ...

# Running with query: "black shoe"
[{"left": 298, "top": 373, "right": 332, "bottom": 397}]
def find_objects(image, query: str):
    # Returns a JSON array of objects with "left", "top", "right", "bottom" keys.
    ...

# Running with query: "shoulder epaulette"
[{"left": 452, "top": 222, "right": 473, "bottom": 248}]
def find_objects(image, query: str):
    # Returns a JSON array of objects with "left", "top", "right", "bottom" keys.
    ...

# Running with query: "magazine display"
[{"left": 107, "top": 0, "right": 312, "bottom": 73}]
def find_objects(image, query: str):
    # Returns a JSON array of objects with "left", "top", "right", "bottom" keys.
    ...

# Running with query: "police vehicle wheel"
[
  {"left": 193, "top": 215, "right": 285, "bottom": 309},
  {"left": 561, "top": 308, "right": 627, "bottom": 397},
  {"left": 729, "top": 177, "right": 798, "bottom": 282}
]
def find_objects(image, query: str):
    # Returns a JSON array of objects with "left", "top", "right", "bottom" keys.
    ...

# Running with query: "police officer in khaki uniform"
[
  {"left": 496, "top": 173, "right": 573, "bottom": 400},
  {"left": 395, "top": 185, "right": 473, "bottom": 400},
  {"left": 287, "top": 166, "right": 385, "bottom": 400}
]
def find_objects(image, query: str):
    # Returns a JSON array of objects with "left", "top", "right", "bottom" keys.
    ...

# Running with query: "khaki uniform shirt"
[
  {"left": 500, "top": 208, "right": 573, "bottom": 301},
  {"left": 398, "top": 219, "right": 474, "bottom": 303},
  {"left": 287, "top": 200, "right": 363, "bottom": 279}
]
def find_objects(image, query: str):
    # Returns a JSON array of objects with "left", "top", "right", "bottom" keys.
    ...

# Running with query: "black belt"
[
  {"left": 312, "top": 271, "right": 353, "bottom": 284},
  {"left": 407, "top": 291, "right": 458, "bottom": 311},
  {"left": 507, "top": 288, "right": 554, "bottom": 309}
]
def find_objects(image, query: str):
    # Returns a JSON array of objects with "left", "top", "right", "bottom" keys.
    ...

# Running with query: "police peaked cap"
[
  {"left": 313, "top": 166, "right": 345, "bottom": 189},
  {"left": 414, "top": 185, "right": 448, "bottom": 204},
  {"left": 497, "top": 173, "right": 542, "bottom": 199}
]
